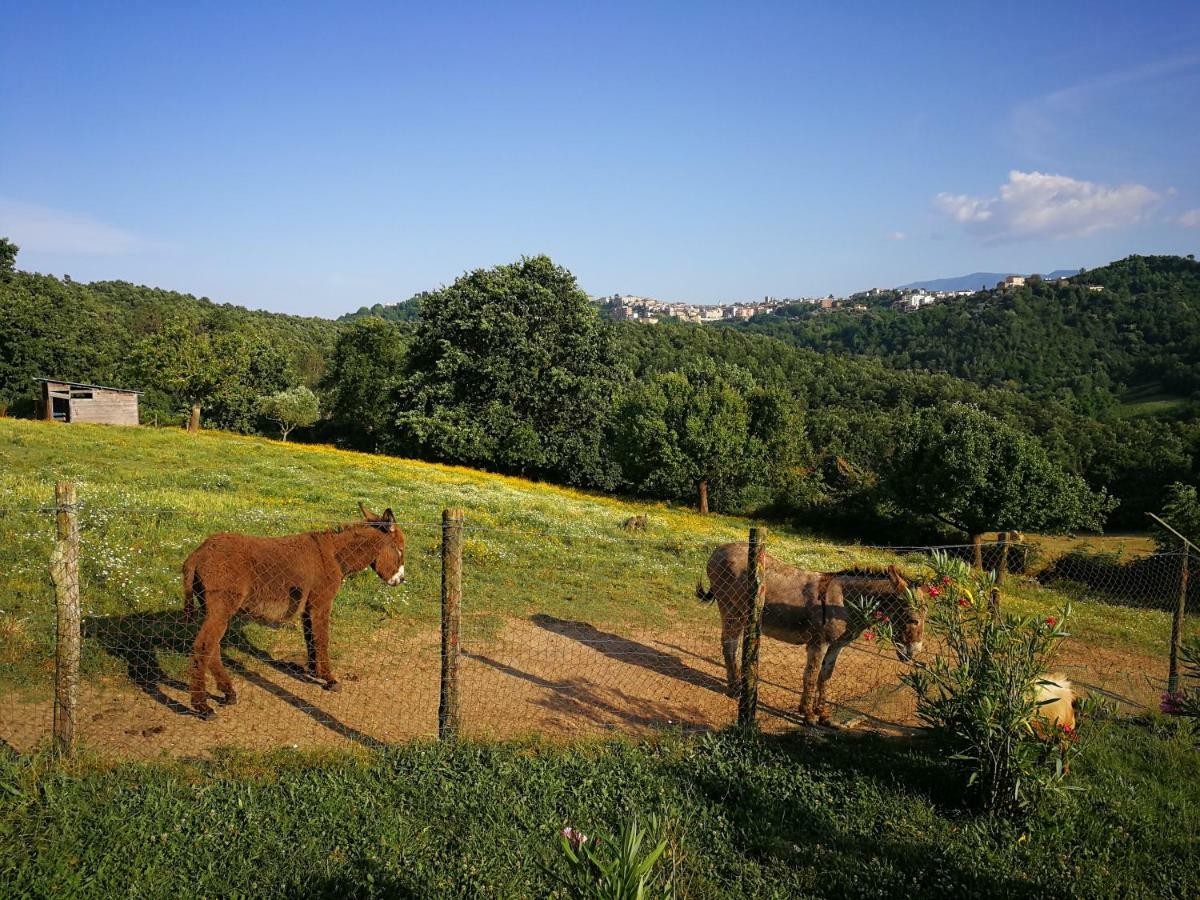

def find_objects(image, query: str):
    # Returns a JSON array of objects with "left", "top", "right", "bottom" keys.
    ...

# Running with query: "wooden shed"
[{"left": 36, "top": 379, "right": 141, "bottom": 426}]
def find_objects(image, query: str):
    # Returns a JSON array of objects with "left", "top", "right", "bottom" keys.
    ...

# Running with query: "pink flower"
[
  {"left": 864, "top": 630, "right": 876, "bottom": 642},
  {"left": 1046, "top": 617, "right": 1057, "bottom": 627},
  {"left": 941, "top": 575, "right": 952, "bottom": 586},
  {"left": 928, "top": 586, "right": 941, "bottom": 598},
  {"left": 560, "top": 827, "right": 588, "bottom": 850},
  {"left": 957, "top": 598, "right": 970, "bottom": 608},
  {"left": 1161, "top": 691, "right": 1185, "bottom": 715}
]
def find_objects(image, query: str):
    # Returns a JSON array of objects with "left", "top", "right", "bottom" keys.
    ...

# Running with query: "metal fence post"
[
  {"left": 439, "top": 508, "right": 464, "bottom": 740},
  {"left": 50, "top": 481, "right": 81, "bottom": 755},
  {"left": 739, "top": 526, "right": 767, "bottom": 728}
]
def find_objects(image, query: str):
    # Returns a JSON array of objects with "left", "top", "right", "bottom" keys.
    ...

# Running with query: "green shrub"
[
  {"left": 549, "top": 815, "right": 673, "bottom": 899},
  {"left": 905, "top": 551, "right": 1080, "bottom": 816},
  {"left": 1162, "top": 636, "right": 1200, "bottom": 717}
]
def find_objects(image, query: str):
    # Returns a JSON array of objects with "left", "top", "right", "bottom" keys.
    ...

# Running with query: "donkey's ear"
[
  {"left": 359, "top": 502, "right": 375, "bottom": 520},
  {"left": 383, "top": 508, "right": 395, "bottom": 522},
  {"left": 887, "top": 565, "right": 907, "bottom": 589}
]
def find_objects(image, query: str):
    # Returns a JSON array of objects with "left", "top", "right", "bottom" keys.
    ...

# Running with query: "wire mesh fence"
[{"left": 1, "top": 488, "right": 1195, "bottom": 759}]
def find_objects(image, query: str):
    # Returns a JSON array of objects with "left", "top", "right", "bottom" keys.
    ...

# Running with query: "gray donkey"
[{"left": 697, "top": 542, "right": 927, "bottom": 724}]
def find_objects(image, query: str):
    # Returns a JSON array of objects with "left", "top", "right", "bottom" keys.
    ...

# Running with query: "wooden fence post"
[
  {"left": 739, "top": 526, "right": 767, "bottom": 728},
  {"left": 439, "top": 508, "right": 464, "bottom": 740},
  {"left": 50, "top": 481, "right": 81, "bottom": 755},
  {"left": 1168, "top": 542, "right": 1190, "bottom": 696}
]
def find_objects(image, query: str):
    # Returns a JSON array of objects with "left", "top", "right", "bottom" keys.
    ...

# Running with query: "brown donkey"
[
  {"left": 182, "top": 504, "right": 406, "bottom": 717},
  {"left": 696, "top": 542, "right": 926, "bottom": 725}
]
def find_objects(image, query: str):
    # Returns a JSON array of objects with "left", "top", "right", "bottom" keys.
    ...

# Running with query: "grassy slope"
[
  {"left": 2, "top": 722, "right": 1198, "bottom": 898},
  {"left": 0, "top": 418, "right": 1176, "bottom": 696}
]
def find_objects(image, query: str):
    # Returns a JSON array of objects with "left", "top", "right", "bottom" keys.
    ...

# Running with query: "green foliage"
[
  {"left": 322, "top": 318, "right": 409, "bottom": 450},
  {"left": 1163, "top": 637, "right": 1200, "bottom": 717},
  {"left": 258, "top": 385, "right": 320, "bottom": 441},
  {"left": 0, "top": 236, "right": 17, "bottom": 277},
  {"left": 1154, "top": 481, "right": 1200, "bottom": 551},
  {"left": 338, "top": 291, "right": 428, "bottom": 324},
  {"left": 732, "top": 254, "right": 1200, "bottom": 411},
  {"left": 130, "top": 322, "right": 291, "bottom": 430},
  {"left": 905, "top": 552, "right": 1079, "bottom": 815},
  {"left": 888, "top": 403, "right": 1114, "bottom": 538},
  {"left": 551, "top": 817, "right": 672, "bottom": 900},
  {"left": 0, "top": 270, "right": 336, "bottom": 423},
  {"left": 394, "top": 255, "right": 621, "bottom": 488}
]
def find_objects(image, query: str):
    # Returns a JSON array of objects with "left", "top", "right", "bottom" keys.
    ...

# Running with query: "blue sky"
[{"left": 2, "top": 1, "right": 1199, "bottom": 315}]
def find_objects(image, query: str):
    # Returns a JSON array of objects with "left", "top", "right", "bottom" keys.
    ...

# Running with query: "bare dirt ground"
[{"left": 0, "top": 616, "right": 1166, "bottom": 760}]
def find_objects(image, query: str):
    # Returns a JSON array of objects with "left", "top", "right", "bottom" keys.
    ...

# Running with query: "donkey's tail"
[
  {"left": 695, "top": 580, "right": 715, "bottom": 603},
  {"left": 182, "top": 555, "right": 199, "bottom": 623}
]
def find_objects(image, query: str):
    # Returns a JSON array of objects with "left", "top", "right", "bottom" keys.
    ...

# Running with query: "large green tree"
[
  {"left": 888, "top": 404, "right": 1114, "bottom": 566},
  {"left": 393, "top": 256, "right": 621, "bottom": 488},
  {"left": 322, "top": 318, "right": 409, "bottom": 451},
  {"left": 611, "top": 362, "right": 799, "bottom": 513},
  {"left": 131, "top": 323, "right": 253, "bottom": 432}
]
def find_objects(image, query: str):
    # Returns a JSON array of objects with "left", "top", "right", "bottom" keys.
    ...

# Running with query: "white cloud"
[
  {"left": 934, "top": 170, "right": 1160, "bottom": 241},
  {"left": 1177, "top": 208, "right": 1200, "bottom": 228},
  {"left": 887, "top": 231, "right": 907, "bottom": 241},
  {"left": 0, "top": 198, "right": 151, "bottom": 255}
]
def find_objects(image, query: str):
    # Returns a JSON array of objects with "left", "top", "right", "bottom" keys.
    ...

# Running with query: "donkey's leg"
[
  {"left": 816, "top": 642, "right": 847, "bottom": 725},
  {"left": 720, "top": 615, "right": 742, "bottom": 698},
  {"left": 189, "top": 601, "right": 233, "bottom": 716},
  {"left": 302, "top": 607, "right": 317, "bottom": 676},
  {"left": 310, "top": 595, "right": 339, "bottom": 691},
  {"left": 801, "top": 642, "right": 830, "bottom": 725},
  {"left": 205, "top": 610, "right": 237, "bottom": 706}
]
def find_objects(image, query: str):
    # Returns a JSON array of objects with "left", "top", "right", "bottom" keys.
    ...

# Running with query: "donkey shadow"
[
  {"left": 529, "top": 614, "right": 805, "bottom": 726},
  {"left": 85, "top": 609, "right": 325, "bottom": 719}
]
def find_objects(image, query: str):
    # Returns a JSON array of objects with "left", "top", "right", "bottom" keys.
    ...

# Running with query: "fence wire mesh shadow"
[{"left": 2, "top": 496, "right": 1194, "bottom": 758}]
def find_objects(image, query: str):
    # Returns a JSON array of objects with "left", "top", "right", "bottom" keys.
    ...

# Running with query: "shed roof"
[{"left": 35, "top": 378, "right": 144, "bottom": 395}]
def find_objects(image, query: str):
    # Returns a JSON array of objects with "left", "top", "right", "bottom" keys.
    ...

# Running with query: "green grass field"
[
  {"left": 2, "top": 721, "right": 1198, "bottom": 898},
  {"left": 1114, "top": 382, "right": 1190, "bottom": 419}
]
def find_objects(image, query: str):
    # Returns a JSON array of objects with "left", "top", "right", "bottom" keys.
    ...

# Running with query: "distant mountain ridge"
[{"left": 897, "top": 269, "right": 1078, "bottom": 293}]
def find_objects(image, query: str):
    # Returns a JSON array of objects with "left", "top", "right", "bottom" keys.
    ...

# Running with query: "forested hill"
[
  {"left": 1, "top": 248, "right": 1197, "bottom": 531},
  {"left": 733, "top": 255, "right": 1200, "bottom": 416},
  {"left": 0, "top": 271, "right": 340, "bottom": 426}
]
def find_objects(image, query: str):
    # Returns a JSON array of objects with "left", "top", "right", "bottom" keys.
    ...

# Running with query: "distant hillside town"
[{"left": 596, "top": 271, "right": 1090, "bottom": 323}]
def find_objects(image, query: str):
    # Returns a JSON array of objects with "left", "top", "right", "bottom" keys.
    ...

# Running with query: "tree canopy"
[
  {"left": 887, "top": 404, "right": 1115, "bottom": 559},
  {"left": 393, "top": 256, "right": 621, "bottom": 487}
]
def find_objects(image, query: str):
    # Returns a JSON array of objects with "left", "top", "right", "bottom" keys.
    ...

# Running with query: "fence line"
[{"left": 0, "top": 487, "right": 1194, "bottom": 758}]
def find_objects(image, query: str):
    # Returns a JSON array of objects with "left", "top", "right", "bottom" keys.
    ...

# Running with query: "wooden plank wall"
[{"left": 68, "top": 390, "right": 139, "bottom": 426}]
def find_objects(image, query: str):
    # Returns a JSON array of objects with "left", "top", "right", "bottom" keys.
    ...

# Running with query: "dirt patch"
[{"left": 0, "top": 615, "right": 1166, "bottom": 759}]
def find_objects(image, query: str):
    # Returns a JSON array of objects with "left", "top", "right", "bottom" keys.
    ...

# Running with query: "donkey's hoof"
[
  {"left": 220, "top": 691, "right": 238, "bottom": 706},
  {"left": 818, "top": 716, "right": 833, "bottom": 727},
  {"left": 193, "top": 702, "right": 215, "bottom": 719},
  {"left": 803, "top": 714, "right": 820, "bottom": 727},
  {"left": 324, "top": 680, "right": 342, "bottom": 693}
]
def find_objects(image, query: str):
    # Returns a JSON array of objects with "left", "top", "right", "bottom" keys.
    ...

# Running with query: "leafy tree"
[
  {"left": 131, "top": 323, "right": 252, "bottom": 432},
  {"left": 888, "top": 404, "right": 1114, "bottom": 566},
  {"left": 394, "top": 256, "right": 621, "bottom": 488},
  {"left": 0, "top": 237, "right": 17, "bottom": 278},
  {"left": 258, "top": 385, "right": 320, "bottom": 441},
  {"left": 323, "top": 318, "right": 409, "bottom": 451},
  {"left": 1153, "top": 482, "right": 1200, "bottom": 552},
  {"left": 612, "top": 362, "right": 756, "bottom": 513}
]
